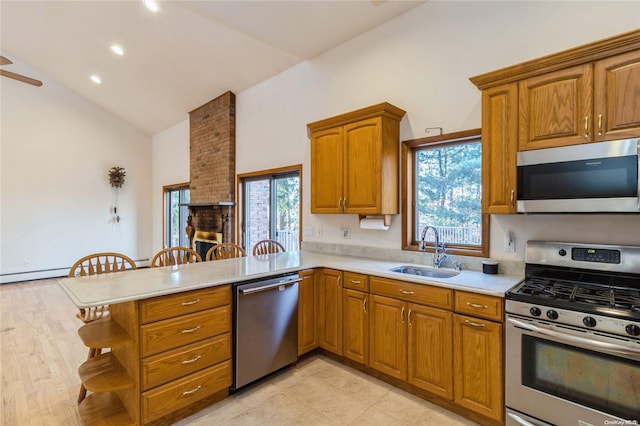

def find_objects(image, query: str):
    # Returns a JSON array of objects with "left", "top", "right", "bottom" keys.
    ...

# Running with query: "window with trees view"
[
  {"left": 402, "top": 129, "right": 488, "bottom": 257},
  {"left": 239, "top": 165, "right": 301, "bottom": 253},
  {"left": 164, "top": 184, "right": 190, "bottom": 248}
]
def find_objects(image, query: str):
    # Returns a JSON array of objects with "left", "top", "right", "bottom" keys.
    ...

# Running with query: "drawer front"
[
  {"left": 142, "top": 360, "right": 232, "bottom": 423},
  {"left": 140, "top": 285, "right": 230, "bottom": 324},
  {"left": 370, "top": 276, "right": 452, "bottom": 309},
  {"left": 343, "top": 271, "right": 369, "bottom": 292},
  {"left": 454, "top": 291, "right": 503, "bottom": 321},
  {"left": 142, "top": 334, "right": 231, "bottom": 391},
  {"left": 141, "top": 307, "right": 230, "bottom": 357}
]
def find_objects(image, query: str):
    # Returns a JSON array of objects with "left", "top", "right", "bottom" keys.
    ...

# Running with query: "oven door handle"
[
  {"left": 507, "top": 317, "right": 640, "bottom": 356},
  {"left": 507, "top": 412, "right": 540, "bottom": 426}
]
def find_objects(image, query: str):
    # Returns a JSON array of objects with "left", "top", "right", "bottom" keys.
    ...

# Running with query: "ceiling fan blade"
[
  {"left": 0, "top": 69, "right": 43, "bottom": 87},
  {"left": 0, "top": 56, "right": 13, "bottom": 66}
]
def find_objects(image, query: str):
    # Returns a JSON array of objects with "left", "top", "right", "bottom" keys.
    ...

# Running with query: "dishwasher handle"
[{"left": 239, "top": 278, "right": 302, "bottom": 295}]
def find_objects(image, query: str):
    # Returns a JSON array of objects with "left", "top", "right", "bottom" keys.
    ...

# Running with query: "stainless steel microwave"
[{"left": 517, "top": 138, "right": 639, "bottom": 213}]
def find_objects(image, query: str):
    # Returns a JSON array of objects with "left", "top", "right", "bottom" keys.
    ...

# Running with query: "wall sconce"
[{"left": 108, "top": 166, "right": 126, "bottom": 188}]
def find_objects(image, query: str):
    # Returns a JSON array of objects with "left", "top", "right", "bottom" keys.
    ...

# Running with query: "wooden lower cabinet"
[
  {"left": 75, "top": 285, "right": 232, "bottom": 425},
  {"left": 408, "top": 304, "right": 453, "bottom": 400},
  {"left": 369, "top": 294, "right": 453, "bottom": 399},
  {"left": 453, "top": 313, "right": 503, "bottom": 422},
  {"left": 369, "top": 294, "right": 406, "bottom": 379},
  {"left": 318, "top": 268, "right": 343, "bottom": 355},
  {"left": 298, "top": 269, "right": 318, "bottom": 355},
  {"left": 342, "top": 288, "right": 369, "bottom": 365}
]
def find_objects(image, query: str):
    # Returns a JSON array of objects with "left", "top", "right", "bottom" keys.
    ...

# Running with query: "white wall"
[
  {"left": 151, "top": 2, "right": 640, "bottom": 262},
  {"left": 0, "top": 59, "right": 152, "bottom": 282},
  {"left": 150, "top": 120, "right": 190, "bottom": 255},
  {"left": 233, "top": 1, "right": 640, "bottom": 258}
]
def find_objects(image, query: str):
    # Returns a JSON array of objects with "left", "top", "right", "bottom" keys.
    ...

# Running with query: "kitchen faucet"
[{"left": 419, "top": 225, "right": 447, "bottom": 268}]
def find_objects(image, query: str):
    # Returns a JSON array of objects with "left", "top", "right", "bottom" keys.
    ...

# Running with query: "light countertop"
[{"left": 58, "top": 250, "right": 522, "bottom": 308}]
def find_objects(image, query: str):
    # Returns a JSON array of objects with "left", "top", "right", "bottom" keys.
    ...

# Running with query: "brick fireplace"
[{"left": 186, "top": 91, "right": 236, "bottom": 256}]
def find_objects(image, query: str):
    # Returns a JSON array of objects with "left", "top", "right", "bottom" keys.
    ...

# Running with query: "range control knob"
[
  {"left": 529, "top": 307, "right": 542, "bottom": 317},
  {"left": 546, "top": 310, "right": 559, "bottom": 320},
  {"left": 583, "top": 316, "right": 597, "bottom": 327},
  {"left": 626, "top": 324, "right": 640, "bottom": 336},
  {"left": 558, "top": 249, "right": 567, "bottom": 256}
]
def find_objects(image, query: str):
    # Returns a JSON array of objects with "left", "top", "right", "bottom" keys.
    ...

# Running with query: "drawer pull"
[
  {"left": 467, "top": 302, "right": 489, "bottom": 309},
  {"left": 349, "top": 279, "right": 361, "bottom": 284},
  {"left": 399, "top": 289, "right": 415, "bottom": 295},
  {"left": 182, "top": 385, "right": 202, "bottom": 396},
  {"left": 181, "top": 326, "right": 201, "bottom": 334},
  {"left": 464, "top": 319, "right": 486, "bottom": 328},
  {"left": 182, "top": 355, "right": 202, "bottom": 365},
  {"left": 181, "top": 298, "right": 200, "bottom": 306}
]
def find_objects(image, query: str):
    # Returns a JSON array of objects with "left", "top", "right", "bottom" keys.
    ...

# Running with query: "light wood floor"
[{"left": 1, "top": 279, "right": 478, "bottom": 426}]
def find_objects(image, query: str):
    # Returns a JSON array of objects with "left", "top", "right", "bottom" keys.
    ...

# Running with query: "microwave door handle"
[{"left": 507, "top": 318, "right": 640, "bottom": 357}]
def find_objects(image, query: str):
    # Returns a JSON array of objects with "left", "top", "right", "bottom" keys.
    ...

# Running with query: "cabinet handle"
[
  {"left": 510, "top": 190, "right": 515, "bottom": 208},
  {"left": 401, "top": 307, "right": 405, "bottom": 324},
  {"left": 337, "top": 275, "right": 341, "bottom": 286},
  {"left": 181, "top": 298, "right": 200, "bottom": 306},
  {"left": 338, "top": 197, "right": 344, "bottom": 211},
  {"left": 182, "top": 385, "right": 202, "bottom": 396},
  {"left": 464, "top": 319, "right": 486, "bottom": 328},
  {"left": 467, "top": 302, "right": 489, "bottom": 310},
  {"left": 598, "top": 113, "right": 603, "bottom": 136},
  {"left": 343, "top": 197, "right": 347, "bottom": 209},
  {"left": 349, "top": 279, "right": 361, "bottom": 284},
  {"left": 399, "top": 289, "right": 415, "bottom": 295},
  {"left": 363, "top": 298, "right": 367, "bottom": 314},
  {"left": 182, "top": 355, "right": 202, "bottom": 365},
  {"left": 408, "top": 309, "right": 413, "bottom": 326},
  {"left": 181, "top": 325, "right": 201, "bottom": 334},
  {"left": 584, "top": 116, "right": 589, "bottom": 139}
]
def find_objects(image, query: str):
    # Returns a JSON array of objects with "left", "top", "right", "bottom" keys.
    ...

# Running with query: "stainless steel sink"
[{"left": 389, "top": 265, "right": 459, "bottom": 279}]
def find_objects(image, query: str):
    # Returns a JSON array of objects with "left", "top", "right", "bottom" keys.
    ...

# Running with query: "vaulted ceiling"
[{"left": 0, "top": 1, "right": 425, "bottom": 135}]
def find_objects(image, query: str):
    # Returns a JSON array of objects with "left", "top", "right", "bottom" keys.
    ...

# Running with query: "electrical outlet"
[
  {"left": 341, "top": 225, "right": 351, "bottom": 239},
  {"left": 303, "top": 226, "right": 314, "bottom": 237},
  {"left": 504, "top": 231, "right": 515, "bottom": 252}
]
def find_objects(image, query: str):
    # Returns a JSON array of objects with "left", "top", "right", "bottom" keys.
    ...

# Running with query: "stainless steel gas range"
[{"left": 505, "top": 241, "right": 640, "bottom": 426}]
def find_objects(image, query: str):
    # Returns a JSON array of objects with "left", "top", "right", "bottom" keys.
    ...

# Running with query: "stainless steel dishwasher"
[{"left": 233, "top": 273, "right": 300, "bottom": 390}]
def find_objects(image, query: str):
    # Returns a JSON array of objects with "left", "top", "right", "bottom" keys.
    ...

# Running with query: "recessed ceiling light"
[
  {"left": 143, "top": 0, "right": 159, "bottom": 13},
  {"left": 90, "top": 75, "right": 102, "bottom": 84},
  {"left": 110, "top": 44, "right": 124, "bottom": 56}
]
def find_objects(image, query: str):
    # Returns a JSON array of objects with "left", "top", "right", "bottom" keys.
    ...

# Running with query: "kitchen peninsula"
[{"left": 59, "top": 251, "right": 520, "bottom": 426}]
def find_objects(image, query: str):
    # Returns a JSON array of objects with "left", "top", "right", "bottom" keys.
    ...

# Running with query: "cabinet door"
[
  {"left": 343, "top": 289, "right": 369, "bottom": 365},
  {"left": 519, "top": 64, "right": 593, "bottom": 150},
  {"left": 311, "top": 127, "right": 343, "bottom": 213},
  {"left": 343, "top": 117, "right": 381, "bottom": 214},
  {"left": 369, "top": 295, "right": 406, "bottom": 380},
  {"left": 594, "top": 49, "right": 640, "bottom": 141},
  {"left": 481, "top": 83, "right": 518, "bottom": 214},
  {"left": 453, "top": 314, "right": 503, "bottom": 422},
  {"left": 407, "top": 304, "right": 453, "bottom": 400},
  {"left": 298, "top": 269, "right": 318, "bottom": 355},
  {"left": 318, "top": 269, "right": 343, "bottom": 355}
]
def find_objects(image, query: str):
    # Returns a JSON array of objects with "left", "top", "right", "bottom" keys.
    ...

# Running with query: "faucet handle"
[{"left": 453, "top": 261, "right": 462, "bottom": 271}]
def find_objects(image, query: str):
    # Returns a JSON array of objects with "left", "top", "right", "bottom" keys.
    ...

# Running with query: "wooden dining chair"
[
  {"left": 151, "top": 246, "right": 202, "bottom": 267},
  {"left": 68, "top": 252, "right": 137, "bottom": 403},
  {"left": 206, "top": 243, "right": 246, "bottom": 260},
  {"left": 252, "top": 239, "right": 286, "bottom": 256}
]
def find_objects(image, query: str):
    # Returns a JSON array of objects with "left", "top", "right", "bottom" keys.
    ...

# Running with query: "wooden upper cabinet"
[
  {"left": 308, "top": 103, "right": 405, "bottom": 215},
  {"left": 481, "top": 83, "right": 518, "bottom": 214},
  {"left": 518, "top": 64, "right": 593, "bottom": 150},
  {"left": 594, "top": 49, "right": 640, "bottom": 141},
  {"left": 310, "top": 127, "right": 343, "bottom": 213}
]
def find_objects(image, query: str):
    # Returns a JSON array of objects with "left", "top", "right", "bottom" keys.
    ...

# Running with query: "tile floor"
[{"left": 175, "top": 355, "right": 479, "bottom": 426}]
